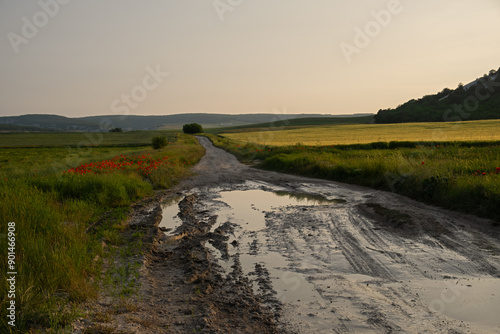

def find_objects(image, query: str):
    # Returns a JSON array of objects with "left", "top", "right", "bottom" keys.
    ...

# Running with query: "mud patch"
[
  {"left": 358, "top": 202, "right": 418, "bottom": 237},
  {"left": 157, "top": 194, "right": 282, "bottom": 333}
]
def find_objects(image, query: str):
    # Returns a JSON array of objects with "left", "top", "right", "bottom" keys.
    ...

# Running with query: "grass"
[
  {"left": 0, "top": 130, "right": 178, "bottom": 148},
  {"left": 205, "top": 133, "right": 500, "bottom": 223},
  {"left": 220, "top": 119, "right": 500, "bottom": 146},
  {"left": 0, "top": 133, "right": 204, "bottom": 333}
]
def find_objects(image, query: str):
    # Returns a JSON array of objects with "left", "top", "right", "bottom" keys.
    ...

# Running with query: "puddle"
[
  {"left": 159, "top": 199, "right": 182, "bottom": 236},
  {"left": 415, "top": 276, "right": 500, "bottom": 330},
  {"left": 204, "top": 187, "right": 353, "bottom": 331},
  {"left": 216, "top": 189, "right": 341, "bottom": 232},
  {"left": 274, "top": 191, "right": 347, "bottom": 204}
]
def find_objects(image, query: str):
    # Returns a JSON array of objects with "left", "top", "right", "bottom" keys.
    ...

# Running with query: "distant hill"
[
  {"left": 0, "top": 114, "right": 100, "bottom": 131},
  {"left": 375, "top": 67, "right": 500, "bottom": 123},
  {"left": 0, "top": 113, "right": 372, "bottom": 132},
  {"left": 0, "top": 123, "right": 61, "bottom": 132}
]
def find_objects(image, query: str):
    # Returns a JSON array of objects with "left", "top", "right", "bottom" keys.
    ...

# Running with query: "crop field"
[
  {"left": 0, "top": 133, "right": 204, "bottom": 332},
  {"left": 221, "top": 119, "right": 500, "bottom": 146},
  {"left": 205, "top": 115, "right": 373, "bottom": 134},
  {"left": 0, "top": 130, "right": 177, "bottom": 147},
  {"left": 207, "top": 131, "right": 500, "bottom": 223}
]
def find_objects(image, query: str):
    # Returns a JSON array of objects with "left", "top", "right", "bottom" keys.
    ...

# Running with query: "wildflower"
[{"left": 421, "top": 161, "right": 425, "bottom": 165}]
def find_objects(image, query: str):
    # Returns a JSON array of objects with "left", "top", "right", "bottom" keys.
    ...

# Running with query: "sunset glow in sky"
[{"left": 1, "top": 0, "right": 499, "bottom": 117}]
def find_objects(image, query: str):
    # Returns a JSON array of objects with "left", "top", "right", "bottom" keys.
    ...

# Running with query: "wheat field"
[{"left": 221, "top": 119, "right": 500, "bottom": 146}]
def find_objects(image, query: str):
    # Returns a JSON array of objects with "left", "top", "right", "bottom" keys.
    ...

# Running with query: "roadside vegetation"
[
  {"left": 182, "top": 123, "right": 203, "bottom": 134},
  {"left": 205, "top": 133, "right": 500, "bottom": 223},
  {"left": 0, "top": 133, "right": 204, "bottom": 333},
  {"left": 151, "top": 135, "right": 168, "bottom": 149}
]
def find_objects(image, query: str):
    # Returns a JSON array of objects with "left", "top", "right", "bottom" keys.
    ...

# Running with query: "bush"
[
  {"left": 183, "top": 123, "right": 203, "bottom": 134},
  {"left": 151, "top": 136, "right": 168, "bottom": 149}
]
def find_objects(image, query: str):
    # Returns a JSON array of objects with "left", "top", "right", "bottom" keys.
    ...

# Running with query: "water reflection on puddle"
[
  {"left": 217, "top": 189, "right": 340, "bottom": 232},
  {"left": 159, "top": 199, "right": 182, "bottom": 236},
  {"left": 211, "top": 187, "right": 345, "bottom": 328}
]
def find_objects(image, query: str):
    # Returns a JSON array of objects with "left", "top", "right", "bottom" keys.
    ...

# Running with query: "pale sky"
[{"left": 1, "top": 0, "right": 499, "bottom": 118}]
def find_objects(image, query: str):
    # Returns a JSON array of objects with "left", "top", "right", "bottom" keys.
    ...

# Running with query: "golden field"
[{"left": 221, "top": 119, "right": 500, "bottom": 146}]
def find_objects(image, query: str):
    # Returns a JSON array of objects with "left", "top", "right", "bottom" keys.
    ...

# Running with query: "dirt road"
[
  {"left": 177, "top": 137, "right": 500, "bottom": 333},
  {"left": 77, "top": 137, "right": 500, "bottom": 333}
]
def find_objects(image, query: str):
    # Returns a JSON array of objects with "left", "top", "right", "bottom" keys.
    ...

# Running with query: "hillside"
[
  {"left": 0, "top": 123, "right": 61, "bottom": 132},
  {"left": 375, "top": 67, "right": 500, "bottom": 123},
  {"left": 0, "top": 114, "right": 99, "bottom": 131},
  {"left": 0, "top": 113, "right": 365, "bottom": 132}
]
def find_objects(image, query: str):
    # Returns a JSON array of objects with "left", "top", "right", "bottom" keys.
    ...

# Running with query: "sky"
[{"left": 1, "top": 0, "right": 499, "bottom": 118}]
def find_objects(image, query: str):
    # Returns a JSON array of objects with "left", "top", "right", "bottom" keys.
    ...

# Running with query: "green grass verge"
[
  {"left": 0, "top": 134, "right": 204, "bottom": 333},
  {"left": 205, "top": 134, "right": 500, "bottom": 223}
]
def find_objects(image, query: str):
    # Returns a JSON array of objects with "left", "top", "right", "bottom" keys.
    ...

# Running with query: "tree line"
[{"left": 375, "top": 68, "right": 500, "bottom": 123}]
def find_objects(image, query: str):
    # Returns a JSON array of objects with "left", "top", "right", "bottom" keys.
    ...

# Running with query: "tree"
[
  {"left": 109, "top": 127, "right": 123, "bottom": 132},
  {"left": 182, "top": 123, "right": 203, "bottom": 134},
  {"left": 151, "top": 136, "right": 168, "bottom": 149}
]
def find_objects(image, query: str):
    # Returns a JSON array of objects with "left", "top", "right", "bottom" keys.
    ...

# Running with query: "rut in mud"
[{"left": 76, "top": 137, "right": 500, "bottom": 333}]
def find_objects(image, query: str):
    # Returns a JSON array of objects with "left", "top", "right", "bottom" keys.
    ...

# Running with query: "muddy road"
[
  {"left": 155, "top": 137, "right": 500, "bottom": 333},
  {"left": 79, "top": 137, "right": 500, "bottom": 333}
]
